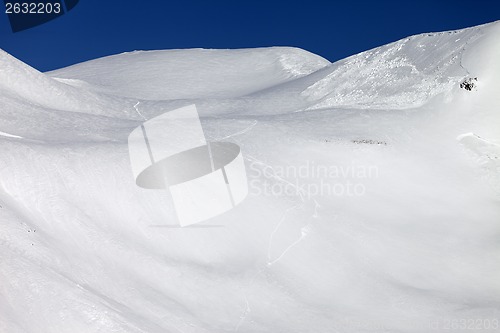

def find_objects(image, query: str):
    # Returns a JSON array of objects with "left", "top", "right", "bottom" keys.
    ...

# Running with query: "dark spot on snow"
[
  {"left": 352, "top": 139, "right": 387, "bottom": 146},
  {"left": 324, "top": 139, "right": 339, "bottom": 143},
  {"left": 460, "top": 77, "right": 477, "bottom": 91}
]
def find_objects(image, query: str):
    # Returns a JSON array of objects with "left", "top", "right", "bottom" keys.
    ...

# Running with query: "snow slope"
[
  {"left": 1, "top": 21, "right": 500, "bottom": 333},
  {"left": 48, "top": 47, "right": 330, "bottom": 100}
]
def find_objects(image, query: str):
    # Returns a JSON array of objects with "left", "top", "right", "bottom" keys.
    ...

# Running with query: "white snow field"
[{"left": 1, "top": 21, "right": 500, "bottom": 333}]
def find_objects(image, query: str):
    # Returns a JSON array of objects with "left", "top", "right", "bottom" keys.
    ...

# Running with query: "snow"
[
  {"left": 48, "top": 47, "right": 330, "bottom": 100},
  {"left": 1, "top": 21, "right": 500, "bottom": 332},
  {"left": 0, "top": 131, "right": 23, "bottom": 139}
]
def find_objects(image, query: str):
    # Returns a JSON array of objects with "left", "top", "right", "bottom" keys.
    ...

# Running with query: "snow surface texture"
[{"left": 1, "top": 22, "right": 500, "bottom": 333}]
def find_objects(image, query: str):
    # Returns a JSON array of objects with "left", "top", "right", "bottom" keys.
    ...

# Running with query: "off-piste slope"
[
  {"left": 0, "top": 47, "right": 330, "bottom": 141},
  {"left": 244, "top": 20, "right": 500, "bottom": 113},
  {"left": 0, "top": 49, "right": 131, "bottom": 116},
  {"left": 48, "top": 47, "right": 331, "bottom": 100},
  {"left": 0, "top": 21, "right": 499, "bottom": 333}
]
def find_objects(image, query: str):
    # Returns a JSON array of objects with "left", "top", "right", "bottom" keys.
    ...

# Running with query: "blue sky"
[{"left": 0, "top": 0, "right": 499, "bottom": 72}]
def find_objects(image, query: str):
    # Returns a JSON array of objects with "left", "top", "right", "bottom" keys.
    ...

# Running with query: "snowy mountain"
[{"left": 1, "top": 21, "right": 499, "bottom": 333}]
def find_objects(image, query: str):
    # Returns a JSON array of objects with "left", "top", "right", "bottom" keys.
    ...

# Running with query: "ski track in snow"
[
  {"left": 133, "top": 101, "right": 147, "bottom": 120},
  {"left": 0, "top": 131, "right": 24, "bottom": 139}
]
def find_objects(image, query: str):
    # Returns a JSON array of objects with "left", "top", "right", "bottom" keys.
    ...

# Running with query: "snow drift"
[{"left": 1, "top": 21, "right": 499, "bottom": 333}]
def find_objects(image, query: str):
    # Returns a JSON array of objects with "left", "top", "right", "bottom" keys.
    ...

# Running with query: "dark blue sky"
[{"left": 0, "top": 0, "right": 499, "bottom": 72}]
